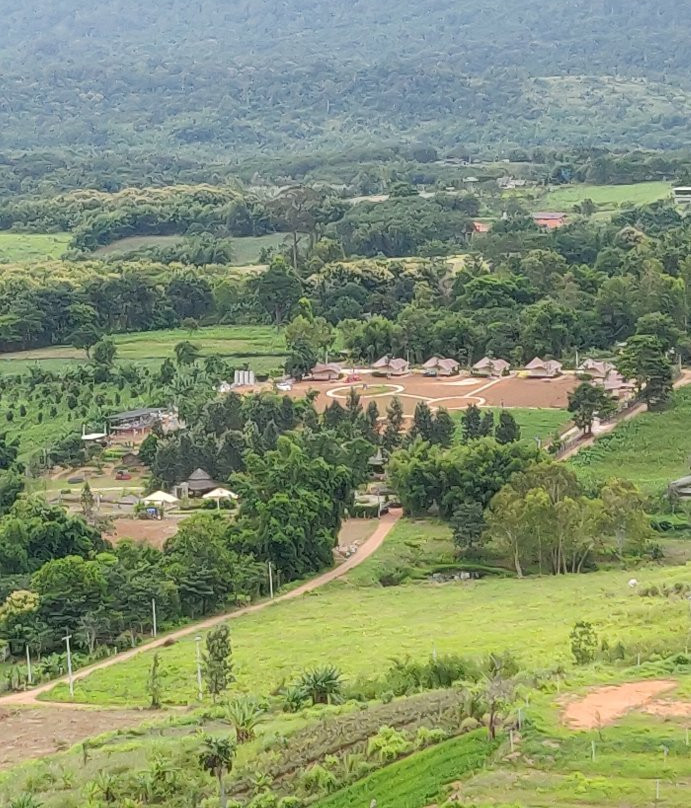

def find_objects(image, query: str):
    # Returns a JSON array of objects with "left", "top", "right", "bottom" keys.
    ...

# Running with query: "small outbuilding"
[{"left": 185, "top": 468, "right": 224, "bottom": 497}]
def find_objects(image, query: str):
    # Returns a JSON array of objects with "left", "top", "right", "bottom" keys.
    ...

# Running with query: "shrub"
[
  {"left": 281, "top": 685, "right": 306, "bottom": 713},
  {"left": 226, "top": 695, "right": 265, "bottom": 743},
  {"left": 570, "top": 621, "right": 598, "bottom": 665},
  {"left": 366, "top": 726, "right": 411, "bottom": 762},
  {"left": 299, "top": 764, "right": 339, "bottom": 795},
  {"left": 415, "top": 726, "right": 446, "bottom": 748},
  {"left": 298, "top": 666, "right": 344, "bottom": 705}
]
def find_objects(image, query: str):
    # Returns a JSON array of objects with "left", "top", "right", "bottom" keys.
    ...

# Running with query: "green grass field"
[
  {"left": 453, "top": 407, "right": 570, "bottom": 444},
  {"left": 94, "top": 232, "right": 286, "bottom": 265},
  {"left": 540, "top": 181, "right": 671, "bottom": 212},
  {"left": 44, "top": 518, "right": 690, "bottom": 707},
  {"left": 570, "top": 387, "right": 691, "bottom": 494},
  {"left": 0, "top": 232, "right": 70, "bottom": 262},
  {"left": 0, "top": 324, "right": 287, "bottom": 376}
]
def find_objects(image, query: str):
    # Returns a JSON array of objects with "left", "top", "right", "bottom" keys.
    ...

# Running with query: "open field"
[
  {"left": 291, "top": 373, "right": 579, "bottom": 417},
  {"left": 539, "top": 181, "right": 671, "bottom": 211},
  {"left": 0, "top": 232, "right": 70, "bottom": 262},
  {"left": 570, "top": 386, "right": 691, "bottom": 494},
  {"left": 0, "top": 324, "right": 287, "bottom": 376},
  {"left": 42, "top": 518, "right": 691, "bottom": 707}
]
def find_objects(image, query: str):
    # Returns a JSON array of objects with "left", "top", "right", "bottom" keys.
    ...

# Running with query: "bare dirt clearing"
[
  {"left": 0, "top": 706, "right": 150, "bottom": 770},
  {"left": 562, "top": 680, "right": 678, "bottom": 729}
]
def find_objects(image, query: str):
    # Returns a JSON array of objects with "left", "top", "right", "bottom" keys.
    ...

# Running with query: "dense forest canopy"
[{"left": 0, "top": 0, "right": 689, "bottom": 160}]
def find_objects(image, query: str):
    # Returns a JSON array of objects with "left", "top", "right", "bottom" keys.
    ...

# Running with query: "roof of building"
[
  {"left": 580, "top": 359, "right": 616, "bottom": 377},
  {"left": 108, "top": 407, "right": 166, "bottom": 423},
  {"left": 525, "top": 357, "right": 562, "bottom": 372},
  {"left": 373, "top": 356, "right": 409, "bottom": 371},
  {"left": 533, "top": 212, "right": 567, "bottom": 220},
  {"left": 311, "top": 362, "right": 342, "bottom": 374},
  {"left": 473, "top": 356, "right": 510, "bottom": 370},
  {"left": 188, "top": 468, "right": 213, "bottom": 482},
  {"left": 423, "top": 356, "right": 460, "bottom": 370}
]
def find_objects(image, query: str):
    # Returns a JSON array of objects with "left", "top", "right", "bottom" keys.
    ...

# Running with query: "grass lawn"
[
  {"left": 0, "top": 324, "right": 287, "bottom": 376},
  {"left": 539, "top": 181, "right": 671, "bottom": 212},
  {"left": 0, "top": 232, "right": 70, "bottom": 262},
  {"left": 569, "top": 387, "right": 691, "bottom": 494},
  {"left": 453, "top": 407, "right": 570, "bottom": 445},
  {"left": 230, "top": 232, "right": 288, "bottom": 265},
  {"left": 44, "top": 518, "right": 690, "bottom": 707}
]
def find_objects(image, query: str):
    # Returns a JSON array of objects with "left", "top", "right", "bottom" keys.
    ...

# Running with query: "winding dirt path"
[{"left": 0, "top": 510, "right": 402, "bottom": 708}]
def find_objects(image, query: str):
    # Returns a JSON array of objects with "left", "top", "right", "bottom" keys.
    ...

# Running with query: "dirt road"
[{"left": 0, "top": 509, "right": 402, "bottom": 708}]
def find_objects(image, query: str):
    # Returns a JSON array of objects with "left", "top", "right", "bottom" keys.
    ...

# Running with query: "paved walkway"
[{"left": 0, "top": 509, "right": 402, "bottom": 706}]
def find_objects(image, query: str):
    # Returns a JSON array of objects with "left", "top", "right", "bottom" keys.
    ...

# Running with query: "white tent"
[
  {"left": 202, "top": 487, "right": 239, "bottom": 508},
  {"left": 143, "top": 490, "right": 179, "bottom": 505}
]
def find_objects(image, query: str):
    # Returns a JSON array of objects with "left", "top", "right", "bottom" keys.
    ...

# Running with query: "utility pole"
[
  {"left": 63, "top": 633, "right": 74, "bottom": 698},
  {"left": 25, "top": 645, "right": 32, "bottom": 686},
  {"left": 151, "top": 598, "right": 157, "bottom": 638},
  {"left": 195, "top": 635, "right": 203, "bottom": 701},
  {"left": 268, "top": 561, "right": 274, "bottom": 599}
]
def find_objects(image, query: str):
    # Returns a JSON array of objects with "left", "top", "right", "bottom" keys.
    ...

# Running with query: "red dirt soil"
[
  {"left": 0, "top": 706, "right": 150, "bottom": 770},
  {"left": 107, "top": 517, "right": 182, "bottom": 549},
  {"left": 562, "top": 680, "right": 678, "bottom": 729},
  {"left": 287, "top": 373, "right": 577, "bottom": 415}
]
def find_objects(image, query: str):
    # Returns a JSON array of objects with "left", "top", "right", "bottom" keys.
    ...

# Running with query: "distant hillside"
[{"left": 0, "top": 0, "right": 689, "bottom": 156}]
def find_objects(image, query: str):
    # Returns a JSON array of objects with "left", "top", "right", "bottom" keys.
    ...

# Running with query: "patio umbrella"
[{"left": 202, "top": 487, "right": 239, "bottom": 508}]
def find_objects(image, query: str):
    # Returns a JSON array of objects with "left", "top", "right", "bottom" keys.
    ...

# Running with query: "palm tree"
[
  {"left": 199, "top": 735, "right": 236, "bottom": 808},
  {"left": 226, "top": 695, "right": 265, "bottom": 743},
  {"left": 298, "top": 665, "right": 344, "bottom": 705}
]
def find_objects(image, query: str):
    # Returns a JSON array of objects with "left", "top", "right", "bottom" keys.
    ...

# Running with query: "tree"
[
  {"left": 255, "top": 257, "right": 302, "bottom": 324},
  {"left": 148, "top": 652, "right": 163, "bottom": 709},
  {"left": 567, "top": 383, "right": 617, "bottom": 434},
  {"left": 461, "top": 404, "right": 482, "bottom": 441},
  {"left": 199, "top": 735, "right": 236, "bottom": 808},
  {"left": 174, "top": 340, "right": 200, "bottom": 366},
  {"left": 618, "top": 334, "right": 673, "bottom": 410},
  {"left": 80, "top": 481, "right": 95, "bottom": 519},
  {"left": 450, "top": 501, "right": 486, "bottom": 558},
  {"left": 91, "top": 338, "right": 117, "bottom": 368},
  {"left": 138, "top": 433, "right": 159, "bottom": 467},
  {"left": 479, "top": 410, "right": 494, "bottom": 437},
  {"left": 431, "top": 408, "right": 455, "bottom": 447},
  {"left": 570, "top": 621, "right": 598, "bottom": 665},
  {"left": 382, "top": 397, "right": 404, "bottom": 454},
  {"left": 203, "top": 623, "right": 234, "bottom": 702},
  {"left": 409, "top": 401, "right": 434, "bottom": 443},
  {"left": 68, "top": 324, "right": 101, "bottom": 357},
  {"left": 635, "top": 311, "right": 681, "bottom": 352},
  {"left": 495, "top": 411, "right": 521, "bottom": 444}
]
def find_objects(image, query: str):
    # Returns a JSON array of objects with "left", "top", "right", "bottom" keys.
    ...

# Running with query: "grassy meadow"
[
  {"left": 539, "top": 181, "right": 671, "bottom": 212},
  {"left": 570, "top": 387, "right": 691, "bottom": 494},
  {"left": 0, "top": 232, "right": 70, "bottom": 262},
  {"left": 0, "top": 324, "right": 287, "bottom": 376},
  {"left": 44, "top": 518, "right": 691, "bottom": 707},
  {"left": 453, "top": 407, "right": 570, "bottom": 445}
]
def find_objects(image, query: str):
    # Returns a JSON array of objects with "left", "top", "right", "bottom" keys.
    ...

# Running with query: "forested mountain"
[{"left": 0, "top": 0, "right": 690, "bottom": 158}]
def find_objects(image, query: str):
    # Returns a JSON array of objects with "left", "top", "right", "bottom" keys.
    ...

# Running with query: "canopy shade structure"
[
  {"left": 143, "top": 490, "right": 179, "bottom": 505},
  {"left": 202, "top": 487, "right": 239, "bottom": 501}
]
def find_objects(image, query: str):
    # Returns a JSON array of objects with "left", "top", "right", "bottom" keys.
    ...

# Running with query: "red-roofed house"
[
  {"left": 472, "top": 356, "right": 511, "bottom": 377},
  {"left": 472, "top": 221, "right": 491, "bottom": 234},
  {"left": 525, "top": 357, "right": 563, "bottom": 378},
  {"left": 533, "top": 212, "right": 567, "bottom": 229},
  {"left": 578, "top": 359, "right": 616, "bottom": 379}
]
